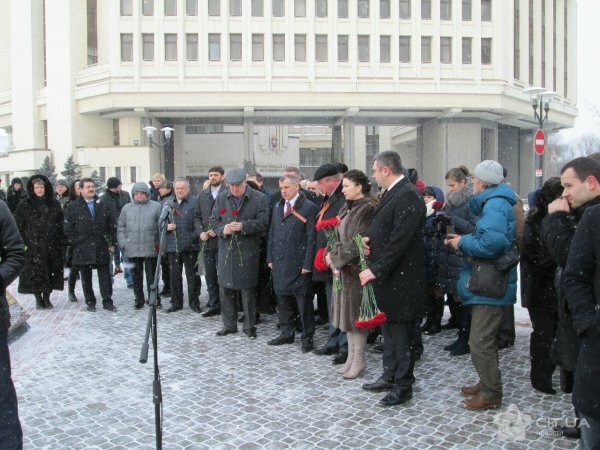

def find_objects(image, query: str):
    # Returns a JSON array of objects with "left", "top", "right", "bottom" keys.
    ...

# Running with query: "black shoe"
[
  {"left": 379, "top": 387, "right": 413, "bottom": 407},
  {"left": 202, "top": 308, "right": 220, "bottom": 317},
  {"left": 441, "top": 320, "right": 458, "bottom": 330},
  {"left": 497, "top": 339, "right": 514, "bottom": 350},
  {"left": 302, "top": 339, "right": 314, "bottom": 353},
  {"left": 245, "top": 330, "right": 257, "bottom": 340},
  {"left": 159, "top": 289, "right": 171, "bottom": 297},
  {"left": 553, "top": 425, "right": 581, "bottom": 439},
  {"left": 444, "top": 338, "right": 460, "bottom": 351},
  {"left": 267, "top": 335, "right": 294, "bottom": 346},
  {"left": 134, "top": 302, "right": 144, "bottom": 310},
  {"left": 127, "top": 284, "right": 133, "bottom": 289},
  {"left": 423, "top": 323, "right": 441, "bottom": 335},
  {"left": 191, "top": 305, "right": 202, "bottom": 313},
  {"left": 238, "top": 314, "right": 245, "bottom": 323},
  {"left": 68, "top": 292, "right": 78, "bottom": 303},
  {"left": 216, "top": 328, "right": 237, "bottom": 336},
  {"left": 532, "top": 384, "right": 556, "bottom": 395},
  {"left": 87, "top": 304, "right": 96, "bottom": 312},
  {"left": 166, "top": 306, "right": 182, "bottom": 313},
  {"left": 313, "top": 345, "right": 337, "bottom": 356},
  {"left": 449, "top": 337, "right": 470, "bottom": 356},
  {"left": 332, "top": 352, "right": 348, "bottom": 365},
  {"left": 560, "top": 369, "right": 574, "bottom": 394},
  {"left": 362, "top": 378, "right": 395, "bottom": 392},
  {"left": 373, "top": 344, "right": 384, "bottom": 353},
  {"left": 103, "top": 303, "right": 117, "bottom": 312}
]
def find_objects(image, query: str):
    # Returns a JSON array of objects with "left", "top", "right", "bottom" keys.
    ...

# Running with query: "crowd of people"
[{"left": 1, "top": 149, "right": 600, "bottom": 449}]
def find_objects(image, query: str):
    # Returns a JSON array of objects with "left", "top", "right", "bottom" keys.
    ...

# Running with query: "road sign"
[
  {"left": 536, "top": 169, "right": 543, "bottom": 177},
  {"left": 534, "top": 129, "right": 545, "bottom": 155}
]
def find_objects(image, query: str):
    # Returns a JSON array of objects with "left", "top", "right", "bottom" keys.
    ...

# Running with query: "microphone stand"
[{"left": 140, "top": 215, "right": 169, "bottom": 450}]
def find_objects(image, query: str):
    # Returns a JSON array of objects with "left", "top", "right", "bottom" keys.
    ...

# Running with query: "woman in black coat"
[
  {"left": 14, "top": 175, "right": 65, "bottom": 309},
  {"left": 64, "top": 180, "right": 81, "bottom": 302}
]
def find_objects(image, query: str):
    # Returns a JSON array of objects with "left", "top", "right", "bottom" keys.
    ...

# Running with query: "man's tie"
[
  {"left": 284, "top": 201, "right": 292, "bottom": 217},
  {"left": 87, "top": 201, "right": 95, "bottom": 218}
]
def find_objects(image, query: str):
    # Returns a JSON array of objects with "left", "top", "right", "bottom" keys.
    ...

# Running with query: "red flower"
[
  {"left": 354, "top": 311, "right": 387, "bottom": 330},
  {"left": 433, "top": 201, "right": 444, "bottom": 211},
  {"left": 316, "top": 216, "right": 340, "bottom": 231},
  {"left": 314, "top": 247, "right": 328, "bottom": 272},
  {"left": 219, "top": 208, "right": 227, "bottom": 215},
  {"left": 232, "top": 209, "right": 239, "bottom": 217}
]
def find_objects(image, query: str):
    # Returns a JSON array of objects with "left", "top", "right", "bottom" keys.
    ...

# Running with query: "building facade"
[{"left": 0, "top": 0, "right": 577, "bottom": 194}]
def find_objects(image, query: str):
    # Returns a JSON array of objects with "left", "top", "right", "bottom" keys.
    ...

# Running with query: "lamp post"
[
  {"left": 523, "top": 87, "right": 557, "bottom": 189},
  {"left": 143, "top": 125, "right": 175, "bottom": 181}
]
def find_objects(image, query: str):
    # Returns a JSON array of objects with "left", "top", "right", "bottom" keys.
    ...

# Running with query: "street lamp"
[
  {"left": 143, "top": 126, "right": 174, "bottom": 146},
  {"left": 142, "top": 125, "right": 175, "bottom": 180}
]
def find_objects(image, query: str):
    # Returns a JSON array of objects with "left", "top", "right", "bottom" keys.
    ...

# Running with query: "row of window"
[
  {"left": 122, "top": 0, "right": 492, "bottom": 21},
  {"left": 121, "top": 33, "right": 492, "bottom": 65},
  {"left": 98, "top": 166, "right": 138, "bottom": 184}
]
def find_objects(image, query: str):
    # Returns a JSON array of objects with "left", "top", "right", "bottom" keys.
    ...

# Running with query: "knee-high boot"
[
  {"left": 343, "top": 329, "right": 367, "bottom": 379},
  {"left": 336, "top": 331, "right": 354, "bottom": 374},
  {"left": 68, "top": 268, "right": 79, "bottom": 302}
]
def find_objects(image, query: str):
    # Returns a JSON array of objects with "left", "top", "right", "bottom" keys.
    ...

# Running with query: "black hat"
[
  {"left": 313, "top": 163, "right": 339, "bottom": 181},
  {"left": 106, "top": 177, "right": 122, "bottom": 189}
]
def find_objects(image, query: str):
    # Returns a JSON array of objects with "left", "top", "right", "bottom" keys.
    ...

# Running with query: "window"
[
  {"left": 186, "top": 34, "right": 198, "bottom": 60},
  {"left": 252, "top": 0, "right": 263, "bottom": 16},
  {"left": 273, "top": 0, "right": 285, "bottom": 16},
  {"left": 399, "top": 35, "right": 411, "bottom": 62},
  {"left": 186, "top": 0, "right": 198, "bottom": 15},
  {"left": 165, "top": 0, "right": 176, "bottom": 15},
  {"left": 273, "top": 34, "right": 285, "bottom": 61},
  {"left": 120, "top": 34, "right": 133, "bottom": 61},
  {"left": 481, "top": 37, "right": 491, "bottom": 64},
  {"left": 481, "top": 0, "right": 491, "bottom": 21},
  {"left": 358, "top": 35, "right": 369, "bottom": 62},
  {"left": 440, "top": 0, "right": 451, "bottom": 20},
  {"left": 230, "top": 34, "right": 242, "bottom": 60},
  {"left": 440, "top": 36, "right": 452, "bottom": 63},
  {"left": 421, "top": 36, "right": 431, "bottom": 63},
  {"left": 142, "top": 0, "right": 154, "bottom": 16},
  {"left": 462, "top": 37, "right": 472, "bottom": 63},
  {"left": 294, "top": 0, "right": 306, "bottom": 17},
  {"left": 208, "top": 0, "right": 220, "bottom": 15},
  {"left": 120, "top": 0, "right": 132, "bottom": 16},
  {"left": 315, "top": 34, "right": 328, "bottom": 61},
  {"left": 209, "top": 34, "right": 220, "bottom": 60},
  {"left": 252, "top": 34, "right": 264, "bottom": 61},
  {"left": 358, "top": 0, "right": 369, "bottom": 18},
  {"left": 115, "top": 167, "right": 122, "bottom": 180},
  {"left": 165, "top": 33, "right": 177, "bottom": 60},
  {"left": 462, "top": 0, "right": 471, "bottom": 20},
  {"left": 142, "top": 33, "right": 154, "bottom": 61},
  {"left": 338, "top": 0, "right": 348, "bottom": 18},
  {"left": 113, "top": 120, "right": 120, "bottom": 145},
  {"left": 421, "top": 0, "right": 431, "bottom": 19},
  {"left": 87, "top": 0, "right": 98, "bottom": 65},
  {"left": 230, "top": 0, "right": 241, "bottom": 16},
  {"left": 380, "top": 0, "right": 390, "bottom": 18},
  {"left": 399, "top": 0, "right": 410, "bottom": 18},
  {"left": 130, "top": 167, "right": 137, "bottom": 183},
  {"left": 338, "top": 35, "right": 349, "bottom": 62},
  {"left": 380, "top": 35, "right": 390, "bottom": 63},
  {"left": 295, "top": 34, "right": 306, "bottom": 61},
  {"left": 316, "top": 0, "right": 327, "bottom": 17}
]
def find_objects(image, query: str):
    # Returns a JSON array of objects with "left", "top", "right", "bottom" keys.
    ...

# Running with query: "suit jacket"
[
  {"left": 365, "top": 177, "right": 426, "bottom": 322},
  {"left": 194, "top": 184, "right": 227, "bottom": 251},
  {"left": 312, "top": 183, "right": 345, "bottom": 282}
]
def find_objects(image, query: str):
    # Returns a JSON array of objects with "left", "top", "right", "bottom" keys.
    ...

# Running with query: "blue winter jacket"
[{"left": 457, "top": 183, "right": 518, "bottom": 306}]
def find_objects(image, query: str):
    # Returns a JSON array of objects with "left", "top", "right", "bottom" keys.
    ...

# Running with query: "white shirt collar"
[
  {"left": 285, "top": 193, "right": 300, "bottom": 208},
  {"left": 386, "top": 174, "right": 404, "bottom": 192}
]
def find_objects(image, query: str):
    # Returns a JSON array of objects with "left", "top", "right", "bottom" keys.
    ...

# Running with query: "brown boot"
[
  {"left": 462, "top": 394, "right": 501, "bottom": 410},
  {"left": 460, "top": 383, "right": 481, "bottom": 396},
  {"left": 343, "top": 330, "right": 367, "bottom": 380},
  {"left": 336, "top": 331, "right": 354, "bottom": 374}
]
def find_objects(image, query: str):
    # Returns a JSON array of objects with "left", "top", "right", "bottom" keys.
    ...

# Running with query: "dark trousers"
[
  {"left": 381, "top": 320, "right": 417, "bottom": 389},
  {"left": 312, "top": 280, "right": 327, "bottom": 320},
  {"left": 527, "top": 307, "right": 558, "bottom": 390},
  {"left": 78, "top": 264, "right": 113, "bottom": 306},
  {"left": 221, "top": 287, "right": 257, "bottom": 333},
  {"left": 324, "top": 280, "right": 348, "bottom": 353},
  {"left": 67, "top": 267, "right": 79, "bottom": 294},
  {"left": 497, "top": 305, "right": 516, "bottom": 344},
  {"left": 413, "top": 321, "right": 423, "bottom": 357},
  {"left": 168, "top": 252, "right": 200, "bottom": 309},
  {"left": 580, "top": 412, "right": 600, "bottom": 450},
  {"left": 160, "top": 257, "right": 170, "bottom": 292},
  {"left": 277, "top": 294, "right": 315, "bottom": 341},
  {"left": 0, "top": 329, "right": 23, "bottom": 450},
  {"left": 203, "top": 248, "right": 220, "bottom": 311},
  {"left": 130, "top": 257, "right": 158, "bottom": 305}
]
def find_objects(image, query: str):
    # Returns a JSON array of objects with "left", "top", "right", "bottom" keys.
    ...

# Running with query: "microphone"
[{"left": 159, "top": 201, "right": 174, "bottom": 224}]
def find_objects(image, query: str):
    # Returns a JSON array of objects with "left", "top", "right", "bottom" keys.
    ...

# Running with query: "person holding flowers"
[
  {"left": 359, "top": 151, "right": 427, "bottom": 407},
  {"left": 325, "top": 170, "right": 377, "bottom": 379}
]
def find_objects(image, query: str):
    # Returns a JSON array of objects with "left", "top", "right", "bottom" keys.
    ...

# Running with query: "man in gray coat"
[
  {"left": 210, "top": 168, "right": 269, "bottom": 339},
  {"left": 117, "top": 182, "right": 162, "bottom": 309}
]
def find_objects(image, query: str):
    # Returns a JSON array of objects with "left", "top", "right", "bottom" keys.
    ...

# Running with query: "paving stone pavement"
[{"left": 9, "top": 273, "right": 579, "bottom": 450}]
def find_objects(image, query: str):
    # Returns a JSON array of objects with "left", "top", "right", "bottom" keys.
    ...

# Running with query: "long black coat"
[
  {"left": 15, "top": 175, "right": 65, "bottom": 294},
  {"left": 0, "top": 201, "right": 25, "bottom": 330},
  {"left": 563, "top": 204, "right": 600, "bottom": 421},
  {"left": 194, "top": 184, "right": 227, "bottom": 252},
  {"left": 267, "top": 193, "right": 318, "bottom": 295},
  {"left": 64, "top": 196, "right": 115, "bottom": 266},
  {"left": 365, "top": 178, "right": 426, "bottom": 322},
  {"left": 312, "top": 183, "right": 345, "bottom": 282}
]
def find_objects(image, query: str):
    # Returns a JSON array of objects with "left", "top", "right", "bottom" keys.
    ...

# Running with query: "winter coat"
[
  {"left": 365, "top": 177, "right": 427, "bottom": 323},
  {"left": 0, "top": 201, "right": 25, "bottom": 330},
  {"left": 437, "top": 185, "right": 477, "bottom": 294},
  {"left": 6, "top": 180, "right": 26, "bottom": 214},
  {"left": 210, "top": 187, "right": 269, "bottom": 290},
  {"left": 64, "top": 196, "right": 115, "bottom": 266},
  {"left": 423, "top": 204, "right": 445, "bottom": 286},
  {"left": 164, "top": 196, "right": 199, "bottom": 253},
  {"left": 149, "top": 181, "right": 160, "bottom": 202},
  {"left": 312, "top": 183, "right": 345, "bottom": 283},
  {"left": 56, "top": 192, "right": 69, "bottom": 210},
  {"left": 0, "top": 188, "right": 6, "bottom": 203},
  {"left": 562, "top": 204, "right": 600, "bottom": 421},
  {"left": 267, "top": 193, "right": 318, "bottom": 295},
  {"left": 117, "top": 198, "right": 161, "bottom": 258},
  {"left": 14, "top": 175, "right": 65, "bottom": 294},
  {"left": 99, "top": 189, "right": 131, "bottom": 230},
  {"left": 329, "top": 197, "right": 377, "bottom": 331},
  {"left": 194, "top": 184, "right": 227, "bottom": 252},
  {"left": 457, "top": 183, "right": 517, "bottom": 307}
]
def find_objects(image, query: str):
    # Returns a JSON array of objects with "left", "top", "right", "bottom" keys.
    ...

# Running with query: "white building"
[{"left": 0, "top": 0, "right": 577, "bottom": 194}]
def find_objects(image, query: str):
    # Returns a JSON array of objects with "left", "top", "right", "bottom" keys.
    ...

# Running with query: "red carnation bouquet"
[
  {"left": 352, "top": 234, "right": 387, "bottom": 329},
  {"left": 315, "top": 216, "right": 342, "bottom": 293}
]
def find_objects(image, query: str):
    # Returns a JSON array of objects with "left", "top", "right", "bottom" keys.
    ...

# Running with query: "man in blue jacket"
[{"left": 446, "top": 160, "right": 517, "bottom": 411}]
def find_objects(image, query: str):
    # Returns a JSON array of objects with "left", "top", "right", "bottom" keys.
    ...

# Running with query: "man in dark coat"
[
  {"left": 210, "top": 168, "right": 269, "bottom": 339},
  {"left": 194, "top": 166, "right": 227, "bottom": 317},
  {"left": 266, "top": 174, "right": 318, "bottom": 353},
  {"left": 0, "top": 179, "right": 6, "bottom": 203},
  {"left": 312, "top": 163, "right": 348, "bottom": 364},
  {"left": 6, "top": 178, "right": 26, "bottom": 214},
  {"left": 64, "top": 178, "right": 117, "bottom": 312},
  {"left": 0, "top": 200, "right": 25, "bottom": 449},
  {"left": 359, "top": 151, "right": 426, "bottom": 407}
]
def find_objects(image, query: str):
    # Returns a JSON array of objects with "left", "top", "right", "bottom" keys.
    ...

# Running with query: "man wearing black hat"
[
  {"left": 6, "top": 178, "right": 26, "bottom": 214},
  {"left": 312, "top": 163, "right": 348, "bottom": 364}
]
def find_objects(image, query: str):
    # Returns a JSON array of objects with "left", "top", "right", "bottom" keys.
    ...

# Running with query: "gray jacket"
[{"left": 117, "top": 199, "right": 162, "bottom": 258}]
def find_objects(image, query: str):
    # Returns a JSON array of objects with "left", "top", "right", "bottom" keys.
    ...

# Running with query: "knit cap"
[{"left": 472, "top": 160, "right": 504, "bottom": 185}]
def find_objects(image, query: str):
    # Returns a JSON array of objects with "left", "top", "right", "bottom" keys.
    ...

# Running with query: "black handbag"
[{"left": 466, "top": 241, "right": 519, "bottom": 298}]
